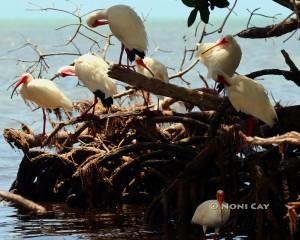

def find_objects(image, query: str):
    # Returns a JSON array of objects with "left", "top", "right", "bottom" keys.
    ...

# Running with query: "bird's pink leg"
[
  {"left": 117, "top": 45, "right": 135, "bottom": 70},
  {"left": 78, "top": 96, "right": 98, "bottom": 118},
  {"left": 141, "top": 90, "right": 149, "bottom": 108},
  {"left": 246, "top": 116, "right": 255, "bottom": 136},
  {"left": 91, "top": 96, "right": 98, "bottom": 115},
  {"left": 119, "top": 44, "right": 125, "bottom": 65},
  {"left": 127, "top": 55, "right": 130, "bottom": 69},
  {"left": 42, "top": 108, "right": 47, "bottom": 136}
]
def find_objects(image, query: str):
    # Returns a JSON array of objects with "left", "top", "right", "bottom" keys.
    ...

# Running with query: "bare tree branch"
[
  {"left": 238, "top": 18, "right": 299, "bottom": 38},
  {"left": 108, "top": 65, "right": 222, "bottom": 111}
]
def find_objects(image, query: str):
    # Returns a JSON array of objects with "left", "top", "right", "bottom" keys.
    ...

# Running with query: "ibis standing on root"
[
  {"left": 211, "top": 69, "right": 278, "bottom": 133},
  {"left": 192, "top": 190, "right": 230, "bottom": 239},
  {"left": 58, "top": 53, "right": 117, "bottom": 116},
  {"left": 11, "top": 73, "right": 73, "bottom": 136},
  {"left": 136, "top": 57, "right": 169, "bottom": 105},
  {"left": 196, "top": 35, "right": 242, "bottom": 79},
  {"left": 86, "top": 4, "right": 153, "bottom": 75}
]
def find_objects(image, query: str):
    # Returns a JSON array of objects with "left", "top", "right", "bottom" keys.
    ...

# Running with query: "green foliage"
[
  {"left": 188, "top": 8, "right": 198, "bottom": 27},
  {"left": 182, "top": 0, "right": 197, "bottom": 7},
  {"left": 181, "top": 0, "right": 229, "bottom": 26}
]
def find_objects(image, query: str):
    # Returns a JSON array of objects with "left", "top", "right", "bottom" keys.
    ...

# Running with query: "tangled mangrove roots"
[{"left": 3, "top": 67, "right": 300, "bottom": 239}]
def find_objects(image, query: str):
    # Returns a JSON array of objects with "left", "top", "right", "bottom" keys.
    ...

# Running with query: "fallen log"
[
  {"left": 108, "top": 65, "right": 223, "bottom": 111},
  {"left": 0, "top": 191, "right": 46, "bottom": 214}
]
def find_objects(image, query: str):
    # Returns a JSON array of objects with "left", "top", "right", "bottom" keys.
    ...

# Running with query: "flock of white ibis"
[{"left": 10, "top": 4, "right": 279, "bottom": 238}]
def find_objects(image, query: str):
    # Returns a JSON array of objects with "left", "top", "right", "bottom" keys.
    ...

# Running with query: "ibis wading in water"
[
  {"left": 58, "top": 53, "right": 117, "bottom": 115},
  {"left": 192, "top": 190, "right": 230, "bottom": 238},
  {"left": 196, "top": 35, "right": 242, "bottom": 79},
  {"left": 211, "top": 69, "right": 278, "bottom": 132},
  {"left": 87, "top": 4, "right": 153, "bottom": 75},
  {"left": 136, "top": 57, "right": 169, "bottom": 104},
  {"left": 11, "top": 73, "right": 73, "bottom": 135}
]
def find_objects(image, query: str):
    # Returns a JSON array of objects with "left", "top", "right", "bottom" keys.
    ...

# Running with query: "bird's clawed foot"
[
  {"left": 245, "top": 116, "right": 257, "bottom": 136},
  {"left": 117, "top": 63, "right": 136, "bottom": 71}
]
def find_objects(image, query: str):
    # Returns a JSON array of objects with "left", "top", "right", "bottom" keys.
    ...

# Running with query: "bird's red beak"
[
  {"left": 136, "top": 59, "right": 155, "bottom": 77},
  {"left": 217, "top": 190, "right": 224, "bottom": 205},
  {"left": 58, "top": 66, "right": 76, "bottom": 77},
  {"left": 11, "top": 75, "right": 28, "bottom": 99},
  {"left": 201, "top": 37, "right": 229, "bottom": 55},
  {"left": 92, "top": 20, "right": 109, "bottom": 27}
]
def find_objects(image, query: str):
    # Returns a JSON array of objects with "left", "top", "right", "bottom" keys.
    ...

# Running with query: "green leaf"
[
  {"left": 187, "top": 8, "right": 198, "bottom": 27},
  {"left": 199, "top": 6, "right": 210, "bottom": 23},
  {"left": 210, "top": 0, "right": 230, "bottom": 8},
  {"left": 182, "top": 0, "right": 197, "bottom": 8}
]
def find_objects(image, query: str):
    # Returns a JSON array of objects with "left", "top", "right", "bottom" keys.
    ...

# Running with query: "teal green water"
[{"left": 0, "top": 18, "right": 299, "bottom": 239}]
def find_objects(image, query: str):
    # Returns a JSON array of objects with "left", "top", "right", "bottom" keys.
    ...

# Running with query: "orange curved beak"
[
  {"left": 201, "top": 37, "right": 229, "bottom": 55},
  {"left": 136, "top": 59, "right": 154, "bottom": 77}
]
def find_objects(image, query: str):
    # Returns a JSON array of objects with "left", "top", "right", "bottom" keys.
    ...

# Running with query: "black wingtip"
[
  {"left": 93, "top": 90, "right": 113, "bottom": 109},
  {"left": 102, "top": 97, "right": 113, "bottom": 108},
  {"left": 126, "top": 48, "right": 145, "bottom": 62}
]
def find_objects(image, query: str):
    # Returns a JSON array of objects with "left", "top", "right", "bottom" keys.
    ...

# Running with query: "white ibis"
[
  {"left": 196, "top": 35, "right": 242, "bottom": 79},
  {"left": 191, "top": 190, "right": 230, "bottom": 238},
  {"left": 86, "top": 4, "right": 153, "bottom": 75},
  {"left": 11, "top": 73, "right": 73, "bottom": 135},
  {"left": 58, "top": 53, "right": 117, "bottom": 115},
  {"left": 211, "top": 69, "right": 278, "bottom": 132},
  {"left": 136, "top": 57, "right": 169, "bottom": 104}
]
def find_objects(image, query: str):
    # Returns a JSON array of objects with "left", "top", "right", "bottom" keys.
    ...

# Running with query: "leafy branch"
[{"left": 181, "top": 0, "right": 229, "bottom": 26}]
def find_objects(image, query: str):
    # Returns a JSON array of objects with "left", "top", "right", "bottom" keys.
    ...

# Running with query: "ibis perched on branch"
[
  {"left": 196, "top": 35, "right": 242, "bottom": 79},
  {"left": 58, "top": 53, "right": 117, "bottom": 116},
  {"left": 11, "top": 73, "right": 73, "bottom": 136},
  {"left": 87, "top": 4, "right": 153, "bottom": 75},
  {"left": 211, "top": 69, "right": 278, "bottom": 132},
  {"left": 136, "top": 57, "right": 169, "bottom": 104}
]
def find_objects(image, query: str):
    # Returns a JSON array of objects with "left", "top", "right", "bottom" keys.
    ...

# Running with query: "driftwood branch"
[
  {"left": 238, "top": 18, "right": 299, "bottom": 38},
  {"left": 0, "top": 191, "right": 47, "bottom": 214},
  {"left": 246, "top": 49, "right": 300, "bottom": 87},
  {"left": 241, "top": 131, "right": 300, "bottom": 145},
  {"left": 273, "top": 0, "right": 300, "bottom": 11},
  {"left": 108, "top": 65, "right": 223, "bottom": 111}
]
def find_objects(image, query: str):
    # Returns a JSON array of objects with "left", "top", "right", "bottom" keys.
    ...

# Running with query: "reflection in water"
[
  {"left": 0, "top": 203, "right": 249, "bottom": 239},
  {"left": 1, "top": 204, "right": 163, "bottom": 239}
]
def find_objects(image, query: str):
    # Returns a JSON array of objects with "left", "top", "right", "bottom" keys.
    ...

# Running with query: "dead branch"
[
  {"left": 273, "top": 0, "right": 300, "bottom": 11},
  {"left": 108, "top": 65, "right": 223, "bottom": 111},
  {"left": 238, "top": 18, "right": 299, "bottom": 38},
  {"left": 205, "top": 0, "right": 238, "bottom": 35},
  {"left": 281, "top": 49, "right": 299, "bottom": 72},
  {"left": 246, "top": 49, "right": 300, "bottom": 87},
  {"left": 241, "top": 131, "right": 300, "bottom": 145},
  {"left": 246, "top": 8, "right": 281, "bottom": 29},
  {"left": 0, "top": 191, "right": 47, "bottom": 214},
  {"left": 169, "top": 59, "right": 199, "bottom": 82}
]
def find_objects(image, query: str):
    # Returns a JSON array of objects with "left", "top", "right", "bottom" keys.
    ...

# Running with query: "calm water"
[{"left": 0, "top": 16, "right": 299, "bottom": 239}]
